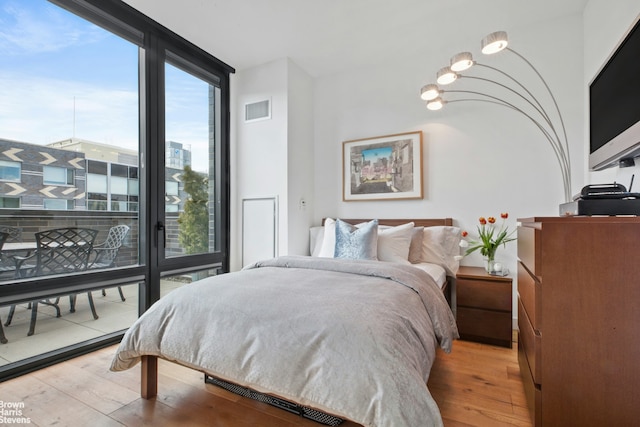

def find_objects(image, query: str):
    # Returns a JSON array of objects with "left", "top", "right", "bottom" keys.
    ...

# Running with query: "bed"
[{"left": 110, "top": 218, "right": 460, "bottom": 427}]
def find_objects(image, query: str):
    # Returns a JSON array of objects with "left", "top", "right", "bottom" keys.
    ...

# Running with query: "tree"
[{"left": 177, "top": 165, "right": 208, "bottom": 255}]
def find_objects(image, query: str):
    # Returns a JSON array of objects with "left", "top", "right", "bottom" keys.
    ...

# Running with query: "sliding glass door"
[
  {"left": 152, "top": 51, "right": 227, "bottom": 296},
  {"left": 163, "top": 59, "right": 222, "bottom": 260}
]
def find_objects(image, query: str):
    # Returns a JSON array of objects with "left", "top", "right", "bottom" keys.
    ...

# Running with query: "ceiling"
[{"left": 123, "top": 0, "right": 589, "bottom": 77}]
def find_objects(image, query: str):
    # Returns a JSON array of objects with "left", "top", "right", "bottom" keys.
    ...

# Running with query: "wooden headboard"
[{"left": 323, "top": 218, "right": 453, "bottom": 227}]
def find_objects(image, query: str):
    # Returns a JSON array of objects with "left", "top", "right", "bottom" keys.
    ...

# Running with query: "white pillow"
[
  {"left": 421, "top": 226, "right": 461, "bottom": 275},
  {"left": 316, "top": 218, "right": 336, "bottom": 257},
  {"left": 377, "top": 222, "right": 414, "bottom": 264},
  {"left": 310, "top": 226, "right": 324, "bottom": 256}
]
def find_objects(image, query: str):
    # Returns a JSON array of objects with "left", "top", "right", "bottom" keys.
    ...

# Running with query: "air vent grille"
[{"left": 245, "top": 99, "right": 271, "bottom": 122}]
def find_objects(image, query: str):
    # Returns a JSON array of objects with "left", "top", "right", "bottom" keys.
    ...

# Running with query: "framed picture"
[{"left": 342, "top": 131, "right": 423, "bottom": 201}]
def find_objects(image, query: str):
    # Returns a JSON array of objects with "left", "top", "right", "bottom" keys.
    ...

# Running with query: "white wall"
[
  {"left": 286, "top": 61, "right": 315, "bottom": 256},
  {"left": 233, "top": 59, "right": 288, "bottom": 270},
  {"left": 231, "top": 58, "right": 314, "bottom": 270},
  {"left": 313, "top": 15, "right": 584, "bottom": 273},
  {"left": 584, "top": 0, "right": 640, "bottom": 187}
]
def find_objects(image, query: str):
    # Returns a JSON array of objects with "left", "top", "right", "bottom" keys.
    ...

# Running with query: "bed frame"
[{"left": 140, "top": 217, "right": 455, "bottom": 400}]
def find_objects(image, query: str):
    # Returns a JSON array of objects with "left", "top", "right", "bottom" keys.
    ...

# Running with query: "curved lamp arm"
[
  {"left": 442, "top": 90, "right": 571, "bottom": 202},
  {"left": 422, "top": 33, "right": 573, "bottom": 203},
  {"left": 507, "top": 47, "right": 570, "bottom": 175},
  {"left": 458, "top": 66, "right": 571, "bottom": 185},
  {"left": 452, "top": 73, "right": 571, "bottom": 183}
]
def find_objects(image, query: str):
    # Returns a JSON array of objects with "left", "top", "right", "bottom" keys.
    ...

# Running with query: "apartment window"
[
  {"left": 0, "top": 0, "right": 231, "bottom": 381},
  {"left": 87, "top": 173, "right": 108, "bottom": 193},
  {"left": 111, "top": 194, "right": 128, "bottom": 211},
  {"left": 87, "top": 160, "right": 108, "bottom": 175},
  {"left": 128, "top": 195, "right": 138, "bottom": 212},
  {"left": 86, "top": 161, "right": 137, "bottom": 211},
  {"left": 128, "top": 179, "right": 139, "bottom": 196},
  {"left": 87, "top": 192, "right": 108, "bottom": 210},
  {"left": 111, "top": 163, "right": 128, "bottom": 177},
  {"left": 111, "top": 176, "right": 128, "bottom": 194},
  {"left": 0, "top": 197, "right": 20, "bottom": 208},
  {"left": 43, "top": 199, "right": 74, "bottom": 210},
  {"left": 128, "top": 166, "right": 139, "bottom": 198},
  {"left": 0, "top": 160, "right": 21, "bottom": 181},
  {"left": 166, "top": 181, "right": 179, "bottom": 196},
  {"left": 43, "top": 166, "right": 74, "bottom": 185}
]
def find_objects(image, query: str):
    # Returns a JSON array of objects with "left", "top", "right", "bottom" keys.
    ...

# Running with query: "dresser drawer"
[
  {"left": 457, "top": 278, "right": 511, "bottom": 312},
  {"left": 518, "top": 335, "right": 542, "bottom": 427},
  {"left": 517, "top": 262, "right": 541, "bottom": 331},
  {"left": 517, "top": 224, "right": 541, "bottom": 277},
  {"left": 518, "top": 298, "right": 541, "bottom": 385},
  {"left": 457, "top": 306, "right": 512, "bottom": 347}
]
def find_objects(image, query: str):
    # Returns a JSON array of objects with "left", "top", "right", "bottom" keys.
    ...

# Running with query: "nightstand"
[{"left": 455, "top": 266, "right": 512, "bottom": 348}]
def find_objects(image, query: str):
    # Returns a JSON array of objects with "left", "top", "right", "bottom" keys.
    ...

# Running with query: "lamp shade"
[
  {"left": 426, "top": 97, "right": 444, "bottom": 111},
  {"left": 450, "top": 52, "right": 474, "bottom": 72},
  {"left": 436, "top": 67, "right": 457, "bottom": 85},
  {"left": 481, "top": 31, "right": 508, "bottom": 54},
  {"left": 420, "top": 84, "right": 440, "bottom": 101}
]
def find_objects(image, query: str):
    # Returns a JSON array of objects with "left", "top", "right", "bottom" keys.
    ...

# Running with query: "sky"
[
  {"left": 362, "top": 146, "right": 392, "bottom": 164},
  {"left": 0, "top": 0, "right": 212, "bottom": 172}
]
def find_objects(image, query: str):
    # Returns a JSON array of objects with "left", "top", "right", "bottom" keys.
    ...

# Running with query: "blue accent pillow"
[{"left": 334, "top": 219, "right": 379, "bottom": 260}]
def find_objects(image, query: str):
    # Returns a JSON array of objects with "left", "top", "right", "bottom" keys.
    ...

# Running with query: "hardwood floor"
[
  {"left": 429, "top": 334, "right": 532, "bottom": 426},
  {"left": 0, "top": 334, "right": 532, "bottom": 426}
]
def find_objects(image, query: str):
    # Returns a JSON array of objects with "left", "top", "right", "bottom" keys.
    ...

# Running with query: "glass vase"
[{"left": 485, "top": 258, "right": 506, "bottom": 275}]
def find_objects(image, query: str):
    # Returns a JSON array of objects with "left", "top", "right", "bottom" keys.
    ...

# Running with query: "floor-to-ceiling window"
[{"left": 0, "top": 0, "right": 232, "bottom": 380}]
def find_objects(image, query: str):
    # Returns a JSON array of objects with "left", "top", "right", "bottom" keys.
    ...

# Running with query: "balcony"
[
  {"left": 0, "top": 279, "right": 187, "bottom": 366},
  {"left": 0, "top": 209, "right": 194, "bottom": 367}
]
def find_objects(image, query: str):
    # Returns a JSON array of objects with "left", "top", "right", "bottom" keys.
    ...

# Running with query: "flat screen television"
[{"left": 589, "top": 14, "right": 640, "bottom": 171}]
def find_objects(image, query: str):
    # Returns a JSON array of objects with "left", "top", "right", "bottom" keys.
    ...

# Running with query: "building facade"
[{"left": 0, "top": 138, "right": 190, "bottom": 212}]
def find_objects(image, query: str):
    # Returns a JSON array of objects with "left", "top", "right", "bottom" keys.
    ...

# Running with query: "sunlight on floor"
[{"left": 0, "top": 279, "right": 186, "bottom": 366}]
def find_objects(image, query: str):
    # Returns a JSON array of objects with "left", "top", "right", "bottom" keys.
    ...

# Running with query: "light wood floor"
[{"left": 0, "top": 335, "right": 532, "bottom": 427}]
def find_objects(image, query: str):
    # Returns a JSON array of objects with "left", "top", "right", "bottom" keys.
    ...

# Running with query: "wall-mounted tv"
[{"left": 589, "top": 14, "right": 640, "bottom": 171}]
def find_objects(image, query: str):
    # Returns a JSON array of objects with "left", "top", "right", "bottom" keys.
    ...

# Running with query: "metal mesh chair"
[
  {"left": 0, "top": 226, "right": 22, "bottom": 242},
  {"left": 0, "top": 232, "right": 9, "bottom": 344},
  {"left": 89, "top": 225, "right": 130, "bottom": 301},
  {"left": 5, "top": 228, "right": 98, "bottom": 337},
  {"left": 0, "top": 226, "right": 22, "bottom": 278}
]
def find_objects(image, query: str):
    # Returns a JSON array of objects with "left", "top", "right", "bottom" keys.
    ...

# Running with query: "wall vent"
[{"left": 244, "top": 99, "right": 271, "bottom": 122}]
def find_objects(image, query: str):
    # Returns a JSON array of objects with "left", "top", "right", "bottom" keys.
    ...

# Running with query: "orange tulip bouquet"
[{"left": 459, "top": 213, "right": 516, "bottom": 274}]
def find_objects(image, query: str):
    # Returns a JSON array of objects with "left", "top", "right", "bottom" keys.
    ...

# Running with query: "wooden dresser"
[{"left": 518, "top": 216, "right": 640, "bottom": 427}]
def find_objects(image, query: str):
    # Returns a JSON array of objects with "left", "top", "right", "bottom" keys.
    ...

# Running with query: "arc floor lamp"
[{"left": 420, "top": 31, "right": 572, "bottom": 203}]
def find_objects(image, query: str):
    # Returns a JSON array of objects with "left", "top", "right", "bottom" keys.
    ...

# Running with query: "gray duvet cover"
[{"left": 111, "top": 256, "right": 459, "bottom": 427}]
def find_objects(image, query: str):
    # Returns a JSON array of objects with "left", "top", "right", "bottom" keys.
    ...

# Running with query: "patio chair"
[
  {"left": 5, "top": 227, "right": 98, "bottom": 337},
  {"left": 0, "top": 226, "right": 22, "bottom": 242},
  {"left": 0, "top": 232, "right": 9, "bottom": 344},
  {"left": 89, "top": 224, "right": 130, "bottom": 301},
  {"left": 0, "top": 228, "right": 17, "bottom": 278}
]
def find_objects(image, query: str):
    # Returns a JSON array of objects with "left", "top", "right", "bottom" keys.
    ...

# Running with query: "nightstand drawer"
[
  {"left": 457, "top": 306, "right": 512, "bottom": 347},
  {"left": 457, "top": 278, "right": 511, "bottom": 312}
]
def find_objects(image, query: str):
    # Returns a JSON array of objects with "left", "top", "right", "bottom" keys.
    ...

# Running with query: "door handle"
[{"left": 156, "top": 221, "right": 166, "bottom": 248}]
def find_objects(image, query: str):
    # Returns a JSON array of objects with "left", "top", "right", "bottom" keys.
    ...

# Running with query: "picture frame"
[{"left": 342, "top": 131, "right": 423, "bottom": 201}]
